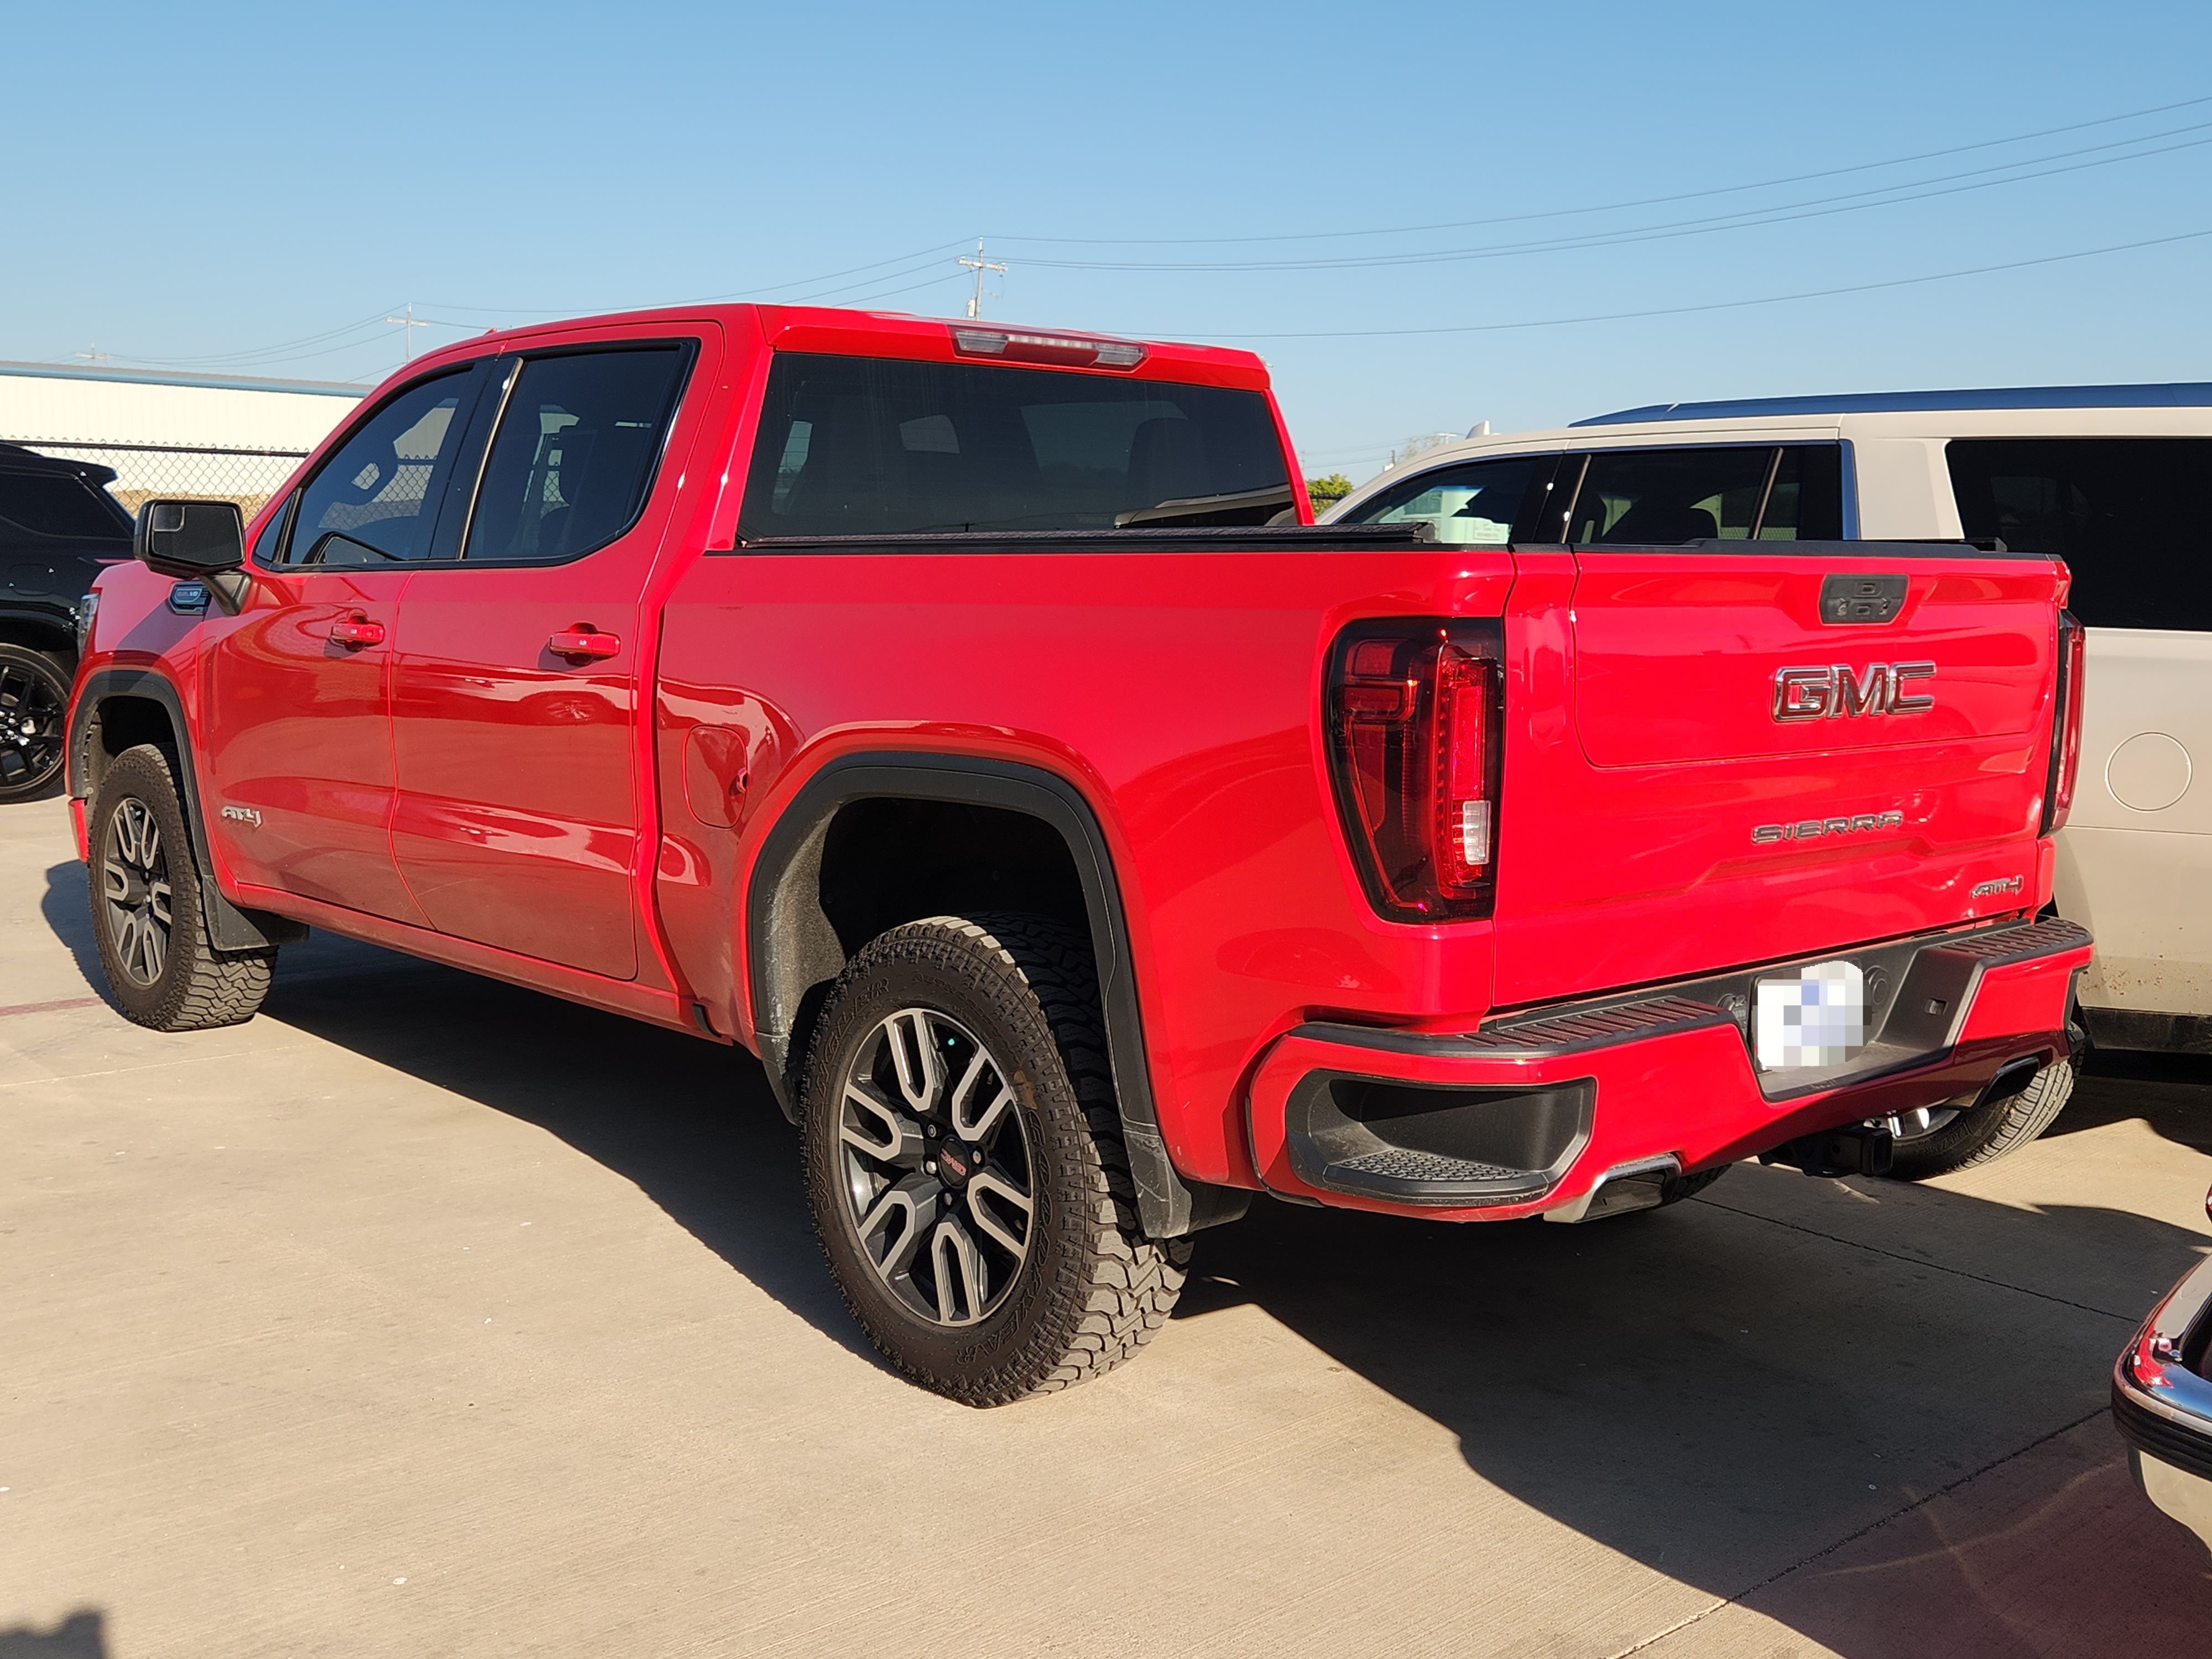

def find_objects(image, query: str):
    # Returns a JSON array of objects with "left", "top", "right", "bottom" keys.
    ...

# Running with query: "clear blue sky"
[{"left": 7, "top": 0, "right": 2209, "bottom": 482}]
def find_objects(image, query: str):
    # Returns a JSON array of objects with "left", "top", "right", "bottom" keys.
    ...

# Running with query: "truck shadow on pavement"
[
  {"left": 244, "top": 922, "right": 882, "bottom": 1366},
  {"left": 34, "top": 866, "right": 2212, "bottom": 1656},
  {"left": 1181, "top": 1098, "right": 2212, "bottom": 1655},
  {"left": 0, "top": 1611, "right": 106, "bottom": 1658}
]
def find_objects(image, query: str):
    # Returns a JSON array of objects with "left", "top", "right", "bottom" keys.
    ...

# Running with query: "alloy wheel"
[
  {"left": 0, "top": 658, "right": 65, "bottom": 795},
  {"left": 836, "top": 1007, "right": 1036, "bottom": 1328},
  {"left": 101, "top": 796, "right": 173, "bottom": 986}
]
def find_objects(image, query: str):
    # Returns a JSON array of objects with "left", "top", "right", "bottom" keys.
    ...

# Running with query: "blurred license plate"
[{"left": 1755, "top": 959, "right": 1867, "bottom": 1069}]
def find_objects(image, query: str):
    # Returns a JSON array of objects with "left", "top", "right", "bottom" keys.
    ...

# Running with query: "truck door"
[
  {"left": 385, "top": 337, "right": 706, "bottom": 980},
  {"left": 201, "top": 362, "right": 493, "bottom": 921}
]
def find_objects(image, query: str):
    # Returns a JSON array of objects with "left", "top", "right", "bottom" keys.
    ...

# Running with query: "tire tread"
[
  {"left": 89, "top": 744, "right": 274, "bottom": 1032},
  {"left": 1887, "top": 1060, "right": 2075, "bottom": 1178},
  {"left": 802, "top": 912, "right": 1191, "bottom": 1405}
]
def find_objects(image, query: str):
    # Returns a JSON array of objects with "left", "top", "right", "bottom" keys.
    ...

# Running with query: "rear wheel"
[
  {"left": 800, "top": 913, "right": 1191, "bottom": 1406},
  {"left": 1883, "top": 1059, "right": 2075, "bottom": 1178},
  {"left": 0, "top": 643, "right": 69, "bottom": 802},
  {"left": 88, "top": 744, "right": 275, "bottom": 1030}
]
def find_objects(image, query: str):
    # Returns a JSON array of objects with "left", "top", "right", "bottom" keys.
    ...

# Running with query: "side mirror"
[
  {"left": 135, "top": 499, "right": 244, "bottom": 577},
  {"left": 134, "top": 499, "right": 251, "bottom": 614}
]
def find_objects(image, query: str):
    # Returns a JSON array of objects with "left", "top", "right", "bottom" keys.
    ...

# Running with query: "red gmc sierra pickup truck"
[{"left": 67, "top": 304, "right": 2091, "bottom": 1405}]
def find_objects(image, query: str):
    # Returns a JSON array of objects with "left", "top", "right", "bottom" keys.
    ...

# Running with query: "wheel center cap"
[{"left": 933, "top": 1140, "right": 975, "bottom": 1188}]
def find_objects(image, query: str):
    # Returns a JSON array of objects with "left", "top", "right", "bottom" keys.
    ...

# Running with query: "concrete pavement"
[{"left": 3, "top": 790, "right": 2209, "bottom": 1657}]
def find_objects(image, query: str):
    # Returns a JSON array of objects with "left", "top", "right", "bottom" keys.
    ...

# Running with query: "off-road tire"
[
  {"left": 800, "top": 913, "right": 1192, "bottom": 1406},
  {"left": 88, "top": 744, "right": 275, "bottom": 1031},
  {"left": 0, "top": 642, "right": 71, "bottom": 803},
  {"left": 1885, "top": 1059, "right": 2075, "bottom": 1179}
]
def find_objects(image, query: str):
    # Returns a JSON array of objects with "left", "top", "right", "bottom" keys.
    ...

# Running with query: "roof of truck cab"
[
  {"left": 1575, "top": 382, "right": 2212, "bottom": 424},
  {"left": 390, "top": 303, "right": 1273, "bottom": 395}
]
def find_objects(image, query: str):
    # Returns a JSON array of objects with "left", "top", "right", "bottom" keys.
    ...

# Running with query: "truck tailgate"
[{"left": 1490, "top": 545, "right": 2067, "bottom": 1008}]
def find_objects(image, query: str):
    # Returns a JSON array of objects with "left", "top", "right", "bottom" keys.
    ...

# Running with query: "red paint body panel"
[
  {"left": 67, "top": 301, "right": 2085, "bottom": 1228},
  {"left": 200, "top": 567, "right": 425, "bottom": 922},
  {"left": 656, "top": 549, "right": 1516, "bottom": 1186}
]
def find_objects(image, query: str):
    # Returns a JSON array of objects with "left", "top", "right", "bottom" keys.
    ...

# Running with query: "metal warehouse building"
[{"left": 0, "top": 361, "right": 363, "bottom": 520}]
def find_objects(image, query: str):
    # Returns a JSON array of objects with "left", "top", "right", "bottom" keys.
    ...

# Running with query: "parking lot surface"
[{"left": 3, "top": 791, "right": 2210, "bottom": 1657}]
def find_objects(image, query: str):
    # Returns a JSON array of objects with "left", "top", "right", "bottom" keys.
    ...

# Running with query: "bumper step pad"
[{"left": 1327, "top": 1147, "right": 1528, "bottom": 1186}]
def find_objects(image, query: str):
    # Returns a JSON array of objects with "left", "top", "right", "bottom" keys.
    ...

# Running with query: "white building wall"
[
  {"left": 0, "top": 363, "right": 364, "bottom": 517},
  {"left": 0, "top": 363, "right": 361, "bottom": 451}
]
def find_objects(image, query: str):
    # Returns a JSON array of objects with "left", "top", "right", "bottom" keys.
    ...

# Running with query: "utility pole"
[
  {"left": 386, "top": 303, "right": 430, "bottom": 363},
  {"left": 73, "top": 345, "right": 112, "bottom": 365},
  {"left": 958, "top": 240, "right": 1006, "bottom": 319}
]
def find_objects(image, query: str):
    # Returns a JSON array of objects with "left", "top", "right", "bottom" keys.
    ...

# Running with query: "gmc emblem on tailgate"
[{"left": 1771, "top": 661, "right": 1936, "bottom": 722}]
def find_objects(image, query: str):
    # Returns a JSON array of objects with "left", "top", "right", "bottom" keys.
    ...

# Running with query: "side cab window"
[
  {"left": 1566, "top": 445, "right": 1842, "bottom": 544},
  {"left": 461, "top": 346, "right": 692, "bottom": 563},
  {"left": 276, "top": 362, "right": 489, "bottom": 566},
  {"left": 249, "top": 493, "right": 295, "bottom": 566},
  {"left": 0, "top": 466, "right": 133, "bottom": 542}
]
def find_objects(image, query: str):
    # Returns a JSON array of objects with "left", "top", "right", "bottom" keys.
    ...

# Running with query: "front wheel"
[
  {"left": 800, "top": 913, "right": 1191, "bottom": 1406},
  {"left": 0, "top": 643, "right": 70, "bottom": 802},
  {"left": 88, "top": 744, "right": 276, "bottom": 1030},
  {"left": 1883, "top": 1058, "right": 2075, "bottom": 1179}
]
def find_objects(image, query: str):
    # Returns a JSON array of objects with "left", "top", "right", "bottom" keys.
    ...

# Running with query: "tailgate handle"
[
  {"left": 1820, "top": 573, "right": 1907, "bottom": 625},
  {"left": 327, "top": 617, "right": 385, "bottom": 648},
  {"left": 549, "top": 628, "right": 620, "bottom": 662}
]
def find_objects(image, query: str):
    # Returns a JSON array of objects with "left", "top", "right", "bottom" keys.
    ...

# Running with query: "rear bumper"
[{"left": 1245, "top": 916, "right": 2091, "bottom": 1221}]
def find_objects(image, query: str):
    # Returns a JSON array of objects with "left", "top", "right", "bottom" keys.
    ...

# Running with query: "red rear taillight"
[
  {"left": 2041, "top": 610, "right": 2085, "bottom": 836},
  {"left": 1326, "top": 619, "right": 1503, "bottom": 920}
]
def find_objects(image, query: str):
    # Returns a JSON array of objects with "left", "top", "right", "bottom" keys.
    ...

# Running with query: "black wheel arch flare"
[
  {"left": 70, "top": 668, "right": 305, "bottom": 953},
  {"left": 745, "top": 751, "right": 1237, "bottom": 1239}
]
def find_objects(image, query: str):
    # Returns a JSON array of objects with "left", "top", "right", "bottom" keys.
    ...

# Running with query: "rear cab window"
[
  {"left": 1946, "top": 437, "right": 2212, "bottom": 630},
  {"left": 737, "top": 353, "right": 1293, "bottom": 538}
]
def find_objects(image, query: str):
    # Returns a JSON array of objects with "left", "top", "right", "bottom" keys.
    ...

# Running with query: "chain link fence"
[{"left": 4, "top": 437, "right": 310, "bottom": 524}]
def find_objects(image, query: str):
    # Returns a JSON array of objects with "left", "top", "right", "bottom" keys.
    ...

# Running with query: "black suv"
[{"left": 1, "top": 442, "right": 133, "bottom": 800}]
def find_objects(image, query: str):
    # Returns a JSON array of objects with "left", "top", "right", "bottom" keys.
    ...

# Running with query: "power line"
[
  {"left": 69, "top": 93, "right": 2212, "bottom": 375},
  {"left": 111, "top": 306, "right": 403, "bottom": 368},
  {"left": 1011, "top": 123, "right": 2212, "bottom": 274},
  {"left": 414, "top": 239, "right": 978, "bottom": 316},
  {"left": 990, "top": 90, "right": 2212, "bottom": 248},
  {"left": 1181, "top": 225, "right": 2212, "bottom": 341}
]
